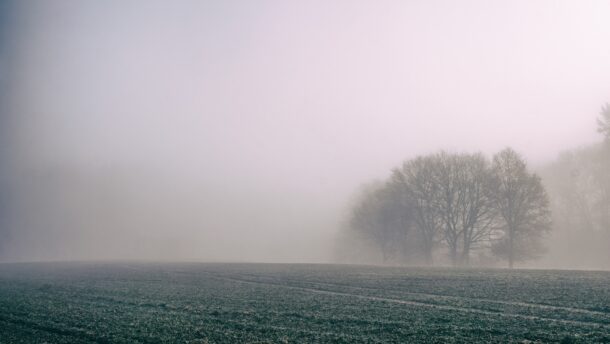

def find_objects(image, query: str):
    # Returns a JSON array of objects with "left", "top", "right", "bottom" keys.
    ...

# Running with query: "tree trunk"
[
  {"left": 450, "top": 244, "right": 458, "bottom": 267},
  {"left": 462, "top": 231, "right": 470, "bottom": 267},
  {"left": 424, "top": 241, "right": 433, "bottom": 266},
  {"left": 461, "top": 248, "right": 470, "bottom": 266},
  {"left": 508, "top": 229, "right": 514, "bottom": 269}
]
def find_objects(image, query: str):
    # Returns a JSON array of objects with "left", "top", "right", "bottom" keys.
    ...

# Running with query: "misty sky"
[{"left": 2, "top": 0, "right": 610, "bottom": 263}]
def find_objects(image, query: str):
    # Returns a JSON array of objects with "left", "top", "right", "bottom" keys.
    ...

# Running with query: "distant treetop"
[{"left": 597, "top": 103, "right": 610, "bottom": 140}]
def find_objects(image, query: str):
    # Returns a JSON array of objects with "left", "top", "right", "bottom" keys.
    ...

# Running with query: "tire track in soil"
[
  {"left": 176, "top": 268, "right": 609, "bottom": 318},
  {"left": 196, "top": 271, "right": 610, "bottom": 329},
  {"left": 0, "top": 314, "right": 104, "bottom": 343},
  {"left": 269, "top": 275, "right": 610, "bottom": 318}
]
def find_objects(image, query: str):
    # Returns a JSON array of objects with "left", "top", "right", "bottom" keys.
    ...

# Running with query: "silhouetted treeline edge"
[
  {"left": 337, "top": 104, "right": 610, "bottom": 269},
  {"left": 537, "top": 104, "right": 610, "bottom": 269},
  {"left": 336, "top": 148, "right": 550, "bottom": 268}
]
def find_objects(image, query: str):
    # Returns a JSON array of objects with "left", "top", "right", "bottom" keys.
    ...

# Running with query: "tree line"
[
  {"left": 538, "top": 104, "right": 610, "bottom": 267},
  {"left": 347, "top": 148, "right": 551, "bottom": 268},
  {"left": 343, "top": 105, "right": 610, "bottom": 269}
]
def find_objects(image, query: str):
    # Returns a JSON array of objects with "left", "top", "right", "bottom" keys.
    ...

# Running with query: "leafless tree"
[
  {"left": 490, "top": 148, "right": 551, "bottom": 268},
  {"left": 597, "top": 103, "right": 610, "bottom": 140},
  {"left": 432, "top": 152, "right": 497, "bottom": 266},
  {"left": 347, "top": 148, "right": 552, "bottom": 268},
  {"left": 349, "top": 182, "right": 410, "bottom": 263},
  {"left": 539, "top": 108, "right": 610, "bottom": 267},
  {"left": 390, "top": 156, "right": 442, "bottom": 265},
  {"left": 390, "top": 152, "right": 500, "bottom": 266},
  {"left": 595, "top": 105, "right": 610, "bottom": 233}
]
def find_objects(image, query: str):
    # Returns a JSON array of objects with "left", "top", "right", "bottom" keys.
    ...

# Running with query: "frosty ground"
[{"left": 0, "top": 263, "right": 608, "bottom": 343}]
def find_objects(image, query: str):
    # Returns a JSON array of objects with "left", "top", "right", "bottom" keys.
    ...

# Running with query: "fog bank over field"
[{"left": 1, "top": 1, "right": 609, "bottom": 268}]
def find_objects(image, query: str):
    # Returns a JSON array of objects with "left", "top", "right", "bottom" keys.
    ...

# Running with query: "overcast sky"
[{"left": 3, "top": 0, "right": 610, "bottom": 262}]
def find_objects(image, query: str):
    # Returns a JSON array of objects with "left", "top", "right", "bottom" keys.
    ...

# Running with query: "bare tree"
[
  {"left": 427, "top": 153, "right": 460, "bottom": 265},
  {"left": 490, "top": 148, "right": 551, "bottom": 268},
  {"left": 594, "top": 104, "right": 610, "bottom": 233},
  {"left": 349, "top": 182, "right": 410, "bottom": 263},
  {"left": 381, "top": 179, "right": 415, "bottom": 262},
  {"left": 346, "top": 149, "right": 551, "bottom": 268},
  {"left": 429, "top": 152, "right": 497, "bottom": 266},
  {"left": 538, "top": 108, "right": 610, "bottom": 267},
  {"left": 597, "top": 103, "right": 610, "bottom": 140},
  {"left": 391, "top": 156, "right": 442, "bottom": 265},
  {"left": 457, "top": 154, "right": 498, "bottom": 265}
]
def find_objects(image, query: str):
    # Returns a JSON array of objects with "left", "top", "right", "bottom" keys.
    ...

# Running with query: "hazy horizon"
[{"left": 1, "top": 0, "right": 609, "bottom": 269}]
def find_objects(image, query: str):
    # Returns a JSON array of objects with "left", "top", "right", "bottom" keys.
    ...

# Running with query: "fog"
[{"left": 1, "top": 1, "right": 609, "bottom": 267}]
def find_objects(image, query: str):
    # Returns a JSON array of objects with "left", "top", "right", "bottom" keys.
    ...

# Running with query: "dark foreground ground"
[{"left": 0, "top": 263, "right": 609, "bottom": 343}]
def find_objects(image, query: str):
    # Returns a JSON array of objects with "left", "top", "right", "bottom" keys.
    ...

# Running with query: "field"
[{"left": 0, "top": 263, "right": 609, "bottom": 343}]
